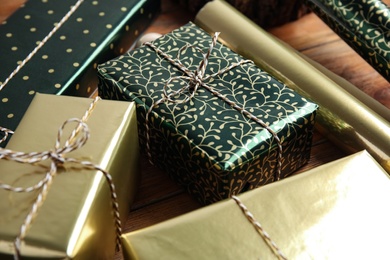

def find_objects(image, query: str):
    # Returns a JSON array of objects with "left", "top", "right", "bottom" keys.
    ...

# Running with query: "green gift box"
[
  {"left": 121, "top": 151, "right": 390, "bottom": 259},
  {"left": 304, "top": 0, "right": 390, "bottom": 81},
  {"left": 0, "top": 93, "right": 139, "bottom": 259},
  {"left": 98, "top": 22, "right": 318, "bottom": 205},
  {"left": 0, "top": 0, "right": 160, "bottom": 146}
]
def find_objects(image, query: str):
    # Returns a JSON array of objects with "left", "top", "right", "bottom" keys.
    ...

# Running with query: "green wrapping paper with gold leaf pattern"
[
  {"left": 0, "top": 0, "right": 160, "bottom": 147},
  {"left": 121, "top": 151, "right": 390, "bottom": 260},
  {"left": 304, "top": 0, "right": 390, "bottom": 81},
  {"left": 97, "top": 22, "right": 318, "bottom": 205},
  {"left": 0, "top": 93, "right": 139, "bottom": 259}
]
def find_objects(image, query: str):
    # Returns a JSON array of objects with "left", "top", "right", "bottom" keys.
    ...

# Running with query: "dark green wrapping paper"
[
  {"left": 305, "top": 0, "right": 390, "bottom": 81},
  {"left": 98, "top": 22, "right": 318, "bottom": 205},
  {"left": 0, "top": 0, "right": 160, "bottom": 146}
]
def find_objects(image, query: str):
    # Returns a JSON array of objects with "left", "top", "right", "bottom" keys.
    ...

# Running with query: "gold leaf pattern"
[{"left": 98, "top": 22, "right": 318, "bottom": 205}]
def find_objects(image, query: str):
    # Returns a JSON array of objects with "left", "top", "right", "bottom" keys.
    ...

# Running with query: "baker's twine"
[
  {"left": 232, "top": 195, "right": 287, "bottom": 260},
  {"left": 143, "top": 32, "right": 283, "bottom": 181},
  {"left": 0, "top": 97, "right": 122, "bottom": 259},
  {"left": 0, "top": 0, "right": 85, "bottom": 145}
]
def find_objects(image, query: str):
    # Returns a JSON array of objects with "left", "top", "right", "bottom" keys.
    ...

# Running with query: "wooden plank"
[{"left": 269, "top": 12, "right": 390, "bottom": 109}]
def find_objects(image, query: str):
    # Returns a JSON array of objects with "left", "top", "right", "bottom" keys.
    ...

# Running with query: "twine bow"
[
  {"left": 144, "top": 32, "right": 283, "bottom": 181},
  {"left": 0, "top": 97, "right": 122, "bottom": 259},
  {"left": 232, "top": 195, "right": 288, "bottom": 260}
]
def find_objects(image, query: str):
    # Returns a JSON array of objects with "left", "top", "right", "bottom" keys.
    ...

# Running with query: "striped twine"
[
  {"left": 0, "top": 0, "right": 85, "bottom": 145},
  {"left": 232, "top": 195, "right": 287, "bottom": 260},
  {"left": 143, "top": 32, "right": 283, "bottom": 181},
  {"left": 0, "top": 97, "right": 122, "bottom": 259}
]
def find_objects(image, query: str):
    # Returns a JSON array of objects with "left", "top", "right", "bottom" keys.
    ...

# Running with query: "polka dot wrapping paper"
[
  {"left": 0, "top": 0, "right": 160, "bottom": 147},
  {"left": 305, "top": 0, "right": 390, "bottom": 82},
  {"left": 98, "top": 22, "right": 319, "bottom": 205}
]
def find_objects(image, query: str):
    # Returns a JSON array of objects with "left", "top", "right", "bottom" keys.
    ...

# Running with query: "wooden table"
[{"left": 1, "top": 1, "right": 388, "bottom": 259}]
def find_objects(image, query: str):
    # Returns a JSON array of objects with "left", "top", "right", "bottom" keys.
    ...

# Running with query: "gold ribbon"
[
  {"left": 0, "top": 97, "right": 122, "bottom": 259},
  {"left": 144, "top": 32, "right": 284, "bottom": 181},
  {"left": 232, "top": 195, "right": 287, "bottom": 260}
]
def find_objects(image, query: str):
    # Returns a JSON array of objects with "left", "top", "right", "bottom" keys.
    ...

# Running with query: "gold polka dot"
[
  {"left": 99, "top": 12, "right": 105, "bottom": 16},
  {"left": 73, "top": 62, "right": 80, "bottom": 67},
  {"left": 30, "top": 27, "right": 37, "bottom": 32},
  {"left": 55, "top": 83, "right": 61, "bottom": 88},
  {"left": 53, "top": 22, "right": 58, "bottom": 27},
  {"left": 75, "top": 84, "right": 80, "bottom": 90},
  {"left": 17, "top": 60, "right": 22, "bottom": 65},
  {"left": 42, "top": 55, "right": 48, "bottom": 59},
  {"left": 140, "top": 8, "right": 144, "bottom": 14},
  {"left": 93, "top": 63, "right": 98, "bottom": 69},
  {"left": 7, "top": 114, "right": 14, "bottom": 119},
  {"left": 121, "top": 7, "right": 127, "bottom": 12},
  {"left": 24, "top": 15, "right": 31, "bottom": 19},
  {"left": 2, "top": 21, "right": 7, "bottom": 25},
  {"left": 106, "top": 24, "right": 112, "bottom": 29},
  {"left": 134, "top": 29, "right": 139, "bottom": 36},
  {"left": 60, "top": 35, "right": 66, "bottom": 40},
  {"left": 87, "top": 87, "right": 91, "bottom": 93},
  {"left": 83, "top": 29, "right": 89, "bottom": 34},
  {"left": 90, "top": 42, "right": 96, "bottom": 47},
  {"left": 125, "top": 25, "right": 129, "bottom": 31},
  {"left": 148, "top": 13, "right": 152, "bottom": 19},
  {"left": 2, "top": 98, "right": 8, "bottom": 103},
  {"left": 22, "top": 76, "right": 29, "bottom": 80},
  {"left": 6, "top": 33, "right": 12, "bottom": 37},
  {"left": 36, "top": 41, "right": 41, "bottom": 45},
  {"left": 92, "top": 1, "right": 98, "bottom": 5},
  {"left": 11, "top": 46, "right": 18, "bottom": 51},
  {"left": 48, "top": 10, "right": 54, "bottom": 14},
  {"left": 42, "top": 0, "right": 48, "bottom": 2},
  {"left": 119, "top": 48, "right": 124, "bottom": 54},
  {"left": 48, "top": 69, "right": 55, "bottom": 73},
  {"left": 66, "top": 48, "right": 72, "bottom": 53},
  {"left": 28, "top": 90, "right": 35, "bottom": 95},
  {"left": 76, "top": 17, "right": 83, "bottom": 22},
  {"left": 110, "top": 43, "right": 114, "bottom": 50}
]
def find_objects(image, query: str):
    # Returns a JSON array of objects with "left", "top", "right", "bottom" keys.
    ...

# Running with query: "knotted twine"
[
  {"left": 232, "top": 195, "right": 288, "bottom": 260},
  {"left": 0, "top": 97, "right": 122, "bottom": 260},
  {"left": 143, "top": 32, "right": 283, "bottom": 181},
  {"left": 0, "top": 0, "right": 85, "bottom": 145}
]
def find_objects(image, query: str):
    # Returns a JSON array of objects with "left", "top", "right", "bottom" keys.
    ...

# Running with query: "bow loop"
[{"left": 0, "top": 97, "right": 122, "bottom": 259}]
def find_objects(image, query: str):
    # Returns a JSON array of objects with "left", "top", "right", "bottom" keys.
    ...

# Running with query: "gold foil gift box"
[
  {"left": 0, "top": 93, "right": 139, "bottom": 259},
  {"left": 121, "top": 150, "right": 390, "bottom": 259}
]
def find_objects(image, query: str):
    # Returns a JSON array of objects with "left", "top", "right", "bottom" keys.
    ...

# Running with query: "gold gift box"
[
  {"left": 121, "top": 150, "right": 390, "bottom": 259},
  {"left": 0, "top": 93, "right": 139, "bottom": 259}
]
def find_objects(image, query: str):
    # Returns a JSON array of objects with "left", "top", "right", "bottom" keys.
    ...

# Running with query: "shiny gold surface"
[
  {"left": 121, "top": 151, "right": 390, "bottom": 259},
  {"left": 0, "top": 93, "right": 139, "bottom": 259},
  {"left": 194, "top": 0, "right": 390, "bottom": 173}
]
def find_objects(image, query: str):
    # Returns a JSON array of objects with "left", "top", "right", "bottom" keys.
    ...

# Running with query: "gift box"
[
  {"left": 304, "top": 0, "right": 390, "bottom": 81},
  {"left": 0, "top": 93, "right": 139, "bottom": 259},
  {"left": 121, "top": 150, "right": 390, "bottom": 259},
  {"left": 97, "top": 22, "right": 318, "bottom": 205},
  {"left": 0, "top": 0, "right": 160, "bottom": 146},
  {"left": 195, "top": 0, "right": 390, "bottom": 174}
]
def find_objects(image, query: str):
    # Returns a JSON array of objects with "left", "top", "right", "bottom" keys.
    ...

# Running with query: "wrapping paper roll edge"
[{"left": 194, "top": 0, "right": 390, "bottom": 173}]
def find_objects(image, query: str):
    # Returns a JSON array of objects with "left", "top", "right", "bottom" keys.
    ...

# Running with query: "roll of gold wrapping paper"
[{"left": 194, "top": 0, "right": 390, "bottom": 173}]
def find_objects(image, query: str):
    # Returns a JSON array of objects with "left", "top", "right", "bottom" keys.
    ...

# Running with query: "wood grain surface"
[{"left": 1, "top": 1, "right": 387, "bottom": 259}]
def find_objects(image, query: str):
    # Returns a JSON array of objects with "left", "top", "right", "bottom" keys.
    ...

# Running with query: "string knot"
[
  {"left": 142, "top": 31, "right": 283, "bottom": 182},
  {"left": 0, "top": 97, "right": 122, "bottom": 259}
]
